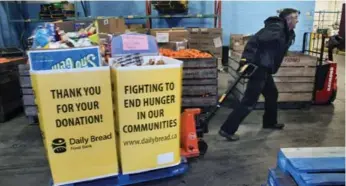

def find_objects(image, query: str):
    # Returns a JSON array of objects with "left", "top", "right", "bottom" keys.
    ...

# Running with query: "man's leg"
[
  {"left": 261, "top": 74, "right": 284, "bottom": 129},
  {"left": 220, "top": 68, "right": 268, "bottom": 140}
]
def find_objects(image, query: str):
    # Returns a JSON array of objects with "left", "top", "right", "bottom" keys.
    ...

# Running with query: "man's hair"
[{"left": 279, "top": 8, "right": 300, "bottom": 19}]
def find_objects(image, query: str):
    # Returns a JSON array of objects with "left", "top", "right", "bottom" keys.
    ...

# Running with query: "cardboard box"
[
  {"left": 186, "top": 28, "right": 223, "bottom": 57},
  {"left": 126, "top": 28, "right": 149, "bottom": 34},
  {"left": 188, "top": 28, "right": 222, "bottom": 39},
  {"left": 159, "top": 40, "right": 188, "bottom": 51},
  {"left": 96, "top": 18, "right": 126, "bottom": 34},
  {"left": 150, "top": 28, "right": 188, "bottom": 42},
  {"left": 111, "top": 56, "right": 182, "bottom": 174},
  {"left": 128, "top": 24, "right": 144, "bottom": 29},
  {"left": 30, "top": 67, "right": 119, "bottom": 185}
]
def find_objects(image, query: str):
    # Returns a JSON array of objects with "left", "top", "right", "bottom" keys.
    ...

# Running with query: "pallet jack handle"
[{"left": 200, "top": 63, "right": 258, "bottom": 124}]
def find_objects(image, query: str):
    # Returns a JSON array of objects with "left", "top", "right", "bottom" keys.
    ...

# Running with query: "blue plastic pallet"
[
  {"left": 276, "top": 147, "right": 345, "bottom": 186},
  {"left": 267, "top": 168, "right": 298, "bottom": 186},
  {"left": 50, "top": 160, "right": 188, "bottom": 186}
]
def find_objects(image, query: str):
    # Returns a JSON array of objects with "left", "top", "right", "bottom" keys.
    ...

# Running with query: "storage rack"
[
  {"left": 145, "top": 0, "right": 221, "bottom": 28},
  {"left": 5, "top": 0, "right": 222, "bottom": 34}
]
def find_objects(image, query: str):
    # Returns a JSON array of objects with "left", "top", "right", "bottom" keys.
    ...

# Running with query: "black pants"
[{"left": 220, "top": 67, "right": 278, "bottom": 135}]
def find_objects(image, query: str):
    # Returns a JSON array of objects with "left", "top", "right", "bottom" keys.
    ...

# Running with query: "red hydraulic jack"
[{"left": 180, "top": 108, "right": 207, "bottom": 158}]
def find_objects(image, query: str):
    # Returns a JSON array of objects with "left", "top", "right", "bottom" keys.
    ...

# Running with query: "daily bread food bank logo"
[
  {"left": 51, "top": 133, "right": 113, "bottom": 153},
  {"left": 52, "top": 138, "right": 67, "bottom": 154}
]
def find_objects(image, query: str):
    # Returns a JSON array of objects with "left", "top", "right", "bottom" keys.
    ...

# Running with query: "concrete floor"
[{"left": 0, "top": 55, "right": 344, "bottom": 186}]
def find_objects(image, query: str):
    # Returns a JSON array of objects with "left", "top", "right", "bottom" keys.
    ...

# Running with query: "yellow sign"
[
  {"left": 31, "top": 67, "right": 118, "bottom": 185},
  {"left": 112, "top": 56, "right": 183, "bottom": 174}
]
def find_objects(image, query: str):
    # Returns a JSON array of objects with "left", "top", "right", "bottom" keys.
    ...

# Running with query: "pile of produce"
[
  {"left": 111, "top": 54, "right": 166, "bottom": 68},
  {"left": 30, "top": 22, "right": 97, "bottom": 49},
  {"left": 159, "top": 48, "right": 212, "bottom": 58}
]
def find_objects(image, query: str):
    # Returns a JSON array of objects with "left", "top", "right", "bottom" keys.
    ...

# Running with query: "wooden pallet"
[
  {"left": 228, "top": 51, "right": 317, "bottom": 104},
  {"left": 181, "top": 57, "right": 218, "bottom": 107},
  {"left": 18, "top": 64, "right": 39, "bottom": 124}
]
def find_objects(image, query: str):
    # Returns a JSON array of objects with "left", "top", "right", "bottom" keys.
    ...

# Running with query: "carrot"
[{"left": 159, "top": 48, "right": 212, "bottom": 58}]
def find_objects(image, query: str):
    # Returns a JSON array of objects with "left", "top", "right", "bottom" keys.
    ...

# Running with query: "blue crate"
[
  {"left": 276, "top": 147, "right": 345, "bottom": 186},
  {"left": 50, "top": 159, "right": 188, "bottom": 186},
  {"left": 267, "top": 168, "right": 297, "bottom": 186}
]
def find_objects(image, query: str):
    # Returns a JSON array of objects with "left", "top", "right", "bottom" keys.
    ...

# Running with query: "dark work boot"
[
  {"left": 218, "top": 130, "right": 240, "bottom": 141},
  {"left": 263, "top": 123, "right": 285, "bottom": 130}
]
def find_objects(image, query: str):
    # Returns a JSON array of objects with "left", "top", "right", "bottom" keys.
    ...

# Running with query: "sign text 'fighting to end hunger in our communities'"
[{"left": 121, "top": 82, "right": 178, "bottom": 134}]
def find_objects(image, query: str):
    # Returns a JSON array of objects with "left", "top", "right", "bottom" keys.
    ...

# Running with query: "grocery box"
[
  {"left": 96, "top": 18, "right": 127, "bottom": 34},
  {"left": 111, "top": 34, "right": 159, "bottom": 56},
  {"left": 30, "top": 66, "right": 119, "bottom": 185},
  {"left": 187, "top": 28, "right": 223, "bottom": 58},
  {"left": 111, "top": 56, "right": 182, "bottom": 174},
  {"left": 150, "top": 28, "right": 189, "bottom": 42}
]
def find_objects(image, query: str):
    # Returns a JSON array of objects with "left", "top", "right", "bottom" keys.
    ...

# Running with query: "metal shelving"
[
  {"left": 4, "top": 1, "right": 222, "bottom": 48},
  {"left": 145, "top": 0, "right": 221, "bottom": 28},
  {"left": 8, "top": 14, "right": 219, "bottom": 23}
]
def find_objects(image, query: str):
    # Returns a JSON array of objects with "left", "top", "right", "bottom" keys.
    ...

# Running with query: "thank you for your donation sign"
[
  {"left": 31, "top": 67, "right": 118, "bottom": 185},
  {"left": 113, "top": 63, "right": 182, "bottom": 174}
]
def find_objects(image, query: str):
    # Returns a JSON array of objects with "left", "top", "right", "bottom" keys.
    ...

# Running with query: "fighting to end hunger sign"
[
  {"left": 30, "top": 67, "right": 118, "bottom": 185},
  {"left": 112, "top": 56, "right": 183, "bottom": 174}
]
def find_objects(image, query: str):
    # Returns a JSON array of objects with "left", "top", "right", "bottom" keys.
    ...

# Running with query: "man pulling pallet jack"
[{"left": 218, "top": 8, "right": 300, "bottom": 141}]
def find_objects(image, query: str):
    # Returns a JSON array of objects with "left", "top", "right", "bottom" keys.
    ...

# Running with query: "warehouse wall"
[
  {"left": 222, "top": 1, "right": 316, "bottom": 51},
  {"left": 1, "top": 1, "right": 315, "bottom": 51}
]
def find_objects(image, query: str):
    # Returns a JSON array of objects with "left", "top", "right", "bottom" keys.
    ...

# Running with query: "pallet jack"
[
  {"left": 180, "top": 62, "right": 258, "bottom": 158},
  {"left": 303, "top": 32, "right": 344, "bottom": 105}
]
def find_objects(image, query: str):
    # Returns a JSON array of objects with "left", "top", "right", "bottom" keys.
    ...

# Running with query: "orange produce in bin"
[{"left": 159, "top": 48, "right": 212, "bottom": 58}]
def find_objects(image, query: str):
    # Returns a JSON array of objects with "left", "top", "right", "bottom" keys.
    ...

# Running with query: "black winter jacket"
[{"left": 240, "top": 16, "right": 296, "bottom": 74}]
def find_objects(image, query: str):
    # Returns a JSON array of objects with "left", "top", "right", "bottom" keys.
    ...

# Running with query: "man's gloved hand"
[
  {"left": 236, "top": 58, "right": 258, "bottom": 78},
  {"left": 236, "top": 58, "right": 247, "bottom": 72}
]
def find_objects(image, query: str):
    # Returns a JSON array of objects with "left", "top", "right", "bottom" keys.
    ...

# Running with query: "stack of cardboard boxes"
[
  {"left": 150, "top": 28, "right": 189, "bottom": 50},
  {"left": 95, "top": 18, "right": 127, "bottom": 35},
  {"left": 126, "top": 24, "right": 149, "bottom": 34},
  {"left": 188, "top": 28, "right": 223, "bottom": 60}
]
